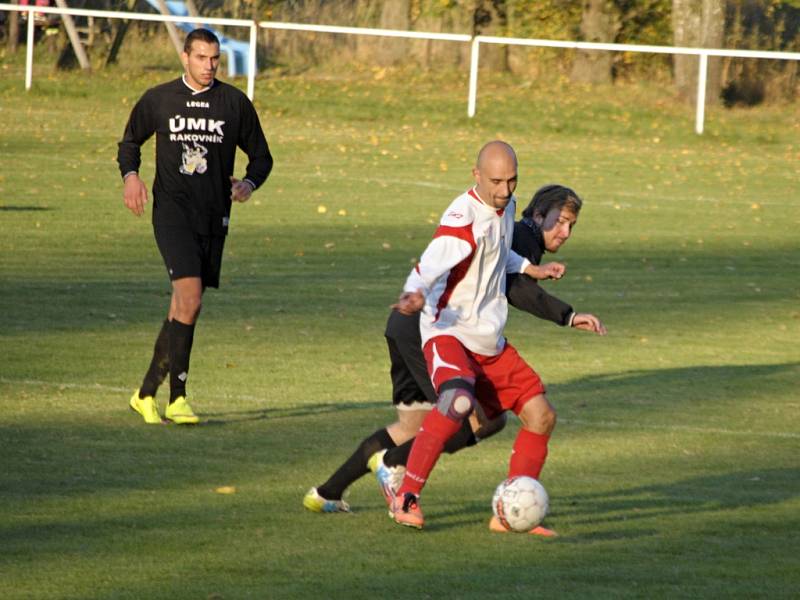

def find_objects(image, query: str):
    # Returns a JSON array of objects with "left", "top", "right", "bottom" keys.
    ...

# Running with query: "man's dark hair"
[
  {"left": 521, "top": 184, "right": 583, "bottom": 221},
  {"left": 184, "top": 28, "right": 220, "bottom": 53}
]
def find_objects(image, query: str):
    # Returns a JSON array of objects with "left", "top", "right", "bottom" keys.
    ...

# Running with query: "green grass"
[{"left": 1, "top": 45, "right": 799, "bottom": 599}]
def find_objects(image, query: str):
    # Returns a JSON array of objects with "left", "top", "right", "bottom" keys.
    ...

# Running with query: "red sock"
[
  {"left": 508, "top": 429, "right": 550, "bottom": 479},
  {"left": 397, "top": 410, "right": 462, "bottom": 497}
]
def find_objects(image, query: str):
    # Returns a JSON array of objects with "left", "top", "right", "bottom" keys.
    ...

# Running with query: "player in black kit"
[{"left": 117, "top": 28, "right": 273, "bottom": 424}]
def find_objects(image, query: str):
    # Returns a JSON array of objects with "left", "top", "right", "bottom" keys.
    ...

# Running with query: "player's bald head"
[
  {"left": 476, "top": 141, "right": 517, "bottom": 171},
  {"left": 472, "top": 141, "right": 518, "bottom": 210}
]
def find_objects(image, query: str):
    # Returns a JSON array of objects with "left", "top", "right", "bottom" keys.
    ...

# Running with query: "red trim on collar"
[{"left": 468, "top": 188, "right": 505, "bottom": 216}]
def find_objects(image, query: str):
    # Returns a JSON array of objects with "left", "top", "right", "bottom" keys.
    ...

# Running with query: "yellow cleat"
[
  {"left": 302, "top": 487, "right": 351, "bottom": 513},
  {"left": 129, "top": 390, "right": 162, "bottom": 424},
  {"left": 165, "top": 396, "right": 199, "bottom": 425}
]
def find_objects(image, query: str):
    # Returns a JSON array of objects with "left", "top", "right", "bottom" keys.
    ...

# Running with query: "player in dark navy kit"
[
  {"left": 117, "top": 28, "right": 273, "bottom": 425},
  {"left": 303, "top": 183, "right": 605, "bottom": 517}
]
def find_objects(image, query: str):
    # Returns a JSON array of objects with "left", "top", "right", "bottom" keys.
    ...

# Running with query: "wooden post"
[
  {"left": 154, "top": 0, "right": 184, "bottom": 58},
  {"left": 7, "top": 0, "right": 19, "bottom": 54},
  {"left": 106, "top": 0, "right": 140, "bottom": 66},
  {"left": 184, "top": 0, "right": 200, "bottom": 18},
  {"left": 54, "top": 0, "right": 91, "bottom": 70}
]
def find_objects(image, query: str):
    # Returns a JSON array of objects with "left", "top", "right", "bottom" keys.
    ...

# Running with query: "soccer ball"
[{"left": 492, "top": 476, "right": 549, "bottom": 532}]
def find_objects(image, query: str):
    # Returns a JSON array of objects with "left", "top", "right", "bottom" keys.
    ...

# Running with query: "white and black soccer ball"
[{"left": 492, "top": 476, "right": 549, "bottom": 532}]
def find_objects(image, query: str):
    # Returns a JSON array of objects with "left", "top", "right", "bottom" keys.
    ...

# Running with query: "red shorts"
[{"left": 422, "top": 335, "right": 545, "bottom": 419}]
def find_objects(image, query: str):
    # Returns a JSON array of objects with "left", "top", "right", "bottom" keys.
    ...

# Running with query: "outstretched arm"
[
  {"left": 507, "top": 274, "right": 572, "bottom": 325},
  {"left": 524, "top": 261, "right": 565, "bottom": 280},
  {"left": 571, "top": 312, "right": 607, "bottom": 335},
  {"left": 507, "top": 247, "right": 564, "bottom": 281},
  {"left": 506, "top": 274, "right": 606, "bottom": 335}
]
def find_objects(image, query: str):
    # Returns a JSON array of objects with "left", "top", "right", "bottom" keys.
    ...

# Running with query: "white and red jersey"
[{"left": 403, "top": 187, "right": 531, "bottom": 356}]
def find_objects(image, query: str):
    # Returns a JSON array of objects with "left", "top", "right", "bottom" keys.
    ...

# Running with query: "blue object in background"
[{"left": 143, "top": 0, "right": 251, "bottom": 77}]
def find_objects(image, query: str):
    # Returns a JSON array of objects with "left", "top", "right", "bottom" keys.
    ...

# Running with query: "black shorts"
[
  {"left": 154, "top": 226, "right": 226, "bottom": 289},
  {"left": 386, "top": 335, "right": 437, "bottom": 408}
]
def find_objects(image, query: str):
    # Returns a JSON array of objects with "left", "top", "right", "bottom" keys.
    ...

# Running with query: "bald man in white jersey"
[{"left": 391, "top": 141, "right": 565, "bottom": 533}]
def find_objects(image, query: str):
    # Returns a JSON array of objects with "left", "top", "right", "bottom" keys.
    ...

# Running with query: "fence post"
[
  {"left": 695, "top": 52, "right": 708, "bottom": 135},
  {"left": 154, "top": 0, "right": 183, "bottom": 57},
  {"left": 247, "top": 22, "right": 256, "bottom": 100},
  {"left": 467, "top": 37, "right": 480, "bottom": 118},
  {"left": 54, "top": 0, "right": 91, "bottom": 70},
  {"left": 25, "top": 8, "right": 34, "bottom": 90}
]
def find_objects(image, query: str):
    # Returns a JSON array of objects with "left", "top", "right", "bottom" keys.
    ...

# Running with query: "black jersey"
[
  {"left": 117, "top": 77, "right": 273, "bottom": 235},
  {"left": 507, "top": 218, "right": 573, "bottom": 326}
]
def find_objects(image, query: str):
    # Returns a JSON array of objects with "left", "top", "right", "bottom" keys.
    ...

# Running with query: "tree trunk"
[
  {"left": 409, "top": 4, "right": 472, "bottom": 69},
  {"left": 672, "top": 0, "right": 725, "bottom": 103},
  {"left": 473, "top": 0, "right": 509, "bottom": 72},
  {"left": 7, "top": 0, "right": 19, "bottom": 54},
  {"left": 375, "top": 0, "right": 411, "bottom": 65},
  {"left": 106, "top": 0, "right": 140, "bottom": 66},
  {"left": 570, "top": 0, "right": 620, "bottom": 84}
]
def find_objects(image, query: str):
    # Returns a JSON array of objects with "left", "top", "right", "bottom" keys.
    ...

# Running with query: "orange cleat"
[
  {"left": 489, "top": 515, "right": 558, "bottom": 537},
  {"left": 391, "top": 493, "right": 424, "bottom": 529}
]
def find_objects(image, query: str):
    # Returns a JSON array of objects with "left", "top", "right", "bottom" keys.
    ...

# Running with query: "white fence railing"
[
  {"left": 2, "top": 3, "right": 800, "bottom": 134},
  {"left": 468, "top": 35, "right": 800, "bottom": 134},
  {"left": 0, "top": 4, "right": 257, "bottom": 97},
  {"left": 256, "top": 20, "right": 471, "bottom": 43}
]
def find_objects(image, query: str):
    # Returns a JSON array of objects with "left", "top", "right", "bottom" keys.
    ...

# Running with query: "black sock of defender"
[
  {"left": 317, "top": 428, "right": 396, "bottom": 500},
  {"left": 384, "top": 419, "right": 476, "bottom": 468},
  {"left": 443, "top": 418, "right": 478, "bottom": 453},
  {"left": 139, "top": 319, "right": 170, "bottom": 398},
  {"left": 384, "top": 438, "right": 413, "bottom": 468},
  {"left": 168, "top": 319, "right": 195, "bottom": 404}
]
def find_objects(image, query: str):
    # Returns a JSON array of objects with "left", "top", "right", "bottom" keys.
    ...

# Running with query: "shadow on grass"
[
  {"left": 557, "top": 467, "right": 798, "bottom": 540},
  {"left": 419, "top": 466, "right": 798, "bottom": 539},
  {"left": 2, "top": 232, "right": 799, "bottom": 335},
  {"left": 200, "top": 400, "right": 386, "bottom": 425},
  {"left": 381, "top": 362, "right": 799, "bottom": 536},
  {"left": 1, "top": 363, "right": 795, "bottom": 532},
  {"left": 0, "top": 206, "right": 52, "bottom": 211},
  {"left": 192, "top": 362, "right": 799, "bottom": 427},
  {"left": 551, "top": 361, "right": 800, "bottom": 419}
]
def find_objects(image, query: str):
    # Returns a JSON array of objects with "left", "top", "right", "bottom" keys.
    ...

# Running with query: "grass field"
[{"left": 1, "top": 42, "right": 799, "bottom": 599}]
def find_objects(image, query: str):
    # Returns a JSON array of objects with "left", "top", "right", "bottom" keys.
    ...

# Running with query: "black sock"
[
  {"left": 443, "top": 418, "right": 478, "bottom": 453},
  {"left": 384, "top": 438, "right": 413, "bottom": 467},
  {"left": 140, "top": 319, "right": 170, "bottom": 398},
  {"left": 317, "top": 428, "right": 396, "bottom": 500},
  {"left": 384, "top": 419, "right": 476, "bottom": 468},
  {"left": 168, "top": 319, "right": 195, "bottom": 403}
]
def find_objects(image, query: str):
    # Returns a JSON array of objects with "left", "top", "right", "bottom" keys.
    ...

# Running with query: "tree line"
[
  {"left": 258, "top": 0, "right": 799, "bottom": 105},
  {"left": 3, "top": 0, "right": 798, "bottom": 104}
]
